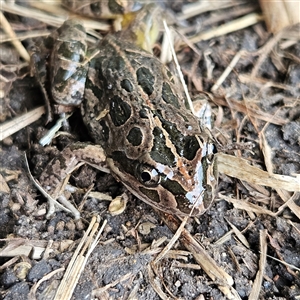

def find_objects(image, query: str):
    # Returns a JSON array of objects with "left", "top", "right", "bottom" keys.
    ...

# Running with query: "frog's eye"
[{"left": 136, "top": 164, "right": 161, "bottom": 187}]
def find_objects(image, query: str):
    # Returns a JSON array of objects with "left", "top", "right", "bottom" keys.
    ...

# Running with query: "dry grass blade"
[
  {"left": 24, "top": 153, "right": 77, "bottom": 217},
  {"left": 92, "top": 273, "right": 133, "bottom": 297},
  {"left": 153, "top": 216, "right": 188, "bottom": 264},
  {"left": 188, "top": 13, "right": 263, "bottom": 44},
  {"left": 1, "top": 2, "right": 65, "bottom": 27},
  {"left": 28, "top": 268, "right": 65, "bottom": 300},
  {"left": 147, "top": 264, "right": 169, "bottom": 300},
  {"left": 54, "top": 216, "right": 107, "bottom": 300},
  {"left": 178, "top": 0, "right": 245, "bottom": 20},
  {"left": 217, "top": 153, "right": 300, "bottom": 192},
  {"left": 0, "top": 106, "right": 46, "bottom": 141},
  {"left": 259, "top": 132, "right": 300, "bottom": 219},
  {"left": 248, "top": 229, "right": 267, "bottom": 300},
  {"left": 1, "top": 30, "right": 51, "bottom": 43},
  {"left": 163, "top": 20, "right": 195, "bottom": 115},
  {"left": 226, "top": 219, "right": 250, "bottom": 248},
  {"left": 265, "top": 253, "right": 300, "bottom": 272},
  {"left": 0, "top": 11, "right": 30, "bottom": 61},
  {"left": 156, "top": 212, "right": 240, "bottom": 299},
  {"left": 211, "top": 50, "right": 245, "bottom": 92},
  {"left": 212, "top": 97, "right": 287, "bottom": 126},
  {"left": 221, "top": 195, "right": 277, "bottom": 217}
]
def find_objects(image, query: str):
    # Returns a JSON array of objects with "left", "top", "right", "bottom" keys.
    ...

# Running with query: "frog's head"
[{"left": 107, "top": 127, "right": 218, "bottom": 216}]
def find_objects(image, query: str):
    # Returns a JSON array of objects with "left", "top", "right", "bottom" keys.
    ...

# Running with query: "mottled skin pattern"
[
  {"left": 38, "top": 19, "right": 218, "bottom": 217},
  {"left": 62, "top": 0, "right": 142, "bottom": 19}
]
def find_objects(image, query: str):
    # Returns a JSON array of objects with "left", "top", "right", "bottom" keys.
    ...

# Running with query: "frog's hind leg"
[{"left": 50, "top": 20, "right": 89, "bottom": 108}]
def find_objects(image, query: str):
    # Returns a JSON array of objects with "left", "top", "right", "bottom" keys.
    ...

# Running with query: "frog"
[{"left": 34, "top": 4, "right": 218, "bottom": 219}]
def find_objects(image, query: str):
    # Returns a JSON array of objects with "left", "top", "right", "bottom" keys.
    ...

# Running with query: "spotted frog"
[{"left": 36, "top": 9, "right": 218, "bottom": 217}]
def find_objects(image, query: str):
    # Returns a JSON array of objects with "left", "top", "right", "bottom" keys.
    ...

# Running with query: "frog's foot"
[
  {"left": 38, "top": 142, "right": 109, "bottom": 219},
  {"left": 46, "top": 193, "right": 81, "bottom": 220}
]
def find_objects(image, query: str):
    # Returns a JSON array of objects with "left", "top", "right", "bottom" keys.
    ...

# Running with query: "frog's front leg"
[{"left": 39, "top": 142, "right": 108, "bottom": 219}]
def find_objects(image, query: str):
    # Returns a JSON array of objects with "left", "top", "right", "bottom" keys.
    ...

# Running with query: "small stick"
[
  {"left": 0, "top": 11, "right": 30, "bottom": 62},
  {"left": 0, "top": 106, "right": 46, "bottom": 141}
]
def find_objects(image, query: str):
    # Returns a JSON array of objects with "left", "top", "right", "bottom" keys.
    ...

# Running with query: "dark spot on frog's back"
[
  {"left": 162, "top": 82, "right": 180, "bottom": 108},
  {"left": 53, "top": 67, "right": 87, "bottom": 96},
  {"left": 155, "top": 112, "right": 200, "bottom": 161},
  {"left": 139, "top": 108, "right": 148, "bottom": 118},
  {"left": 127, "top": 127, "right": 143, "bottom": 146},
  {"left": 108, "top": 0, "right": 124, "bottom": 14},
  {"left": 182, "top": 136, "right": 200, "bottom": 160},
  {"left": 121, "top": 79, "right": 133, "bottom": 92},
  {"left": 90, "top": 2, "right": 101, "bottom": 15},
  {"left": 57, "top": 41, "right": 86, "bottom": 62},
  {"left": 109, "top": 96, "right": 131, "bottom": 126},
  {"left": 107, "top": 55, "right": 125, "bottom": 72},
  {"left": 151, "top": 127, "right": 176, "bottom": 167},
  {"left": 136, "top": 67, "right": 154, "bottom": 95},
  {"left": 85, "top": 79, "right": 103, "bottom": 101}
]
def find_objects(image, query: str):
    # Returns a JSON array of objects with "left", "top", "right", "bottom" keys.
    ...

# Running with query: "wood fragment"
[
  {"left": 0, "top": 238, "right": 74, "bottom": 259},
  {"left": 259, "top": 0, "right": 300, "bottom": 33}
]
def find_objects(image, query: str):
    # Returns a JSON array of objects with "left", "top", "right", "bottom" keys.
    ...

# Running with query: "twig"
[
  {"left": 0, "top": 107, "right": 45, "bottom": 141},
  {"left": 0, "top": 11, "right": 30, "bottom": 61}
]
